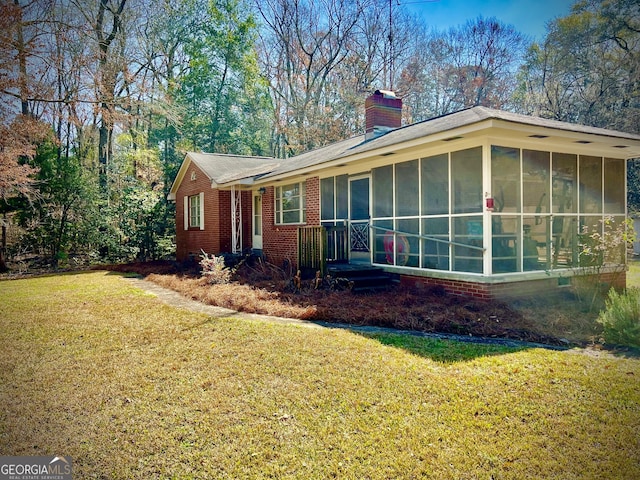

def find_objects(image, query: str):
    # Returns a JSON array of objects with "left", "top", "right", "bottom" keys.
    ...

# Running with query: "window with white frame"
[
  {"left": 275, "top": 182, "right": 306, "bottom": 224},
  {"left": 184, "top": 192, "right": 204, "bottom": 230}
]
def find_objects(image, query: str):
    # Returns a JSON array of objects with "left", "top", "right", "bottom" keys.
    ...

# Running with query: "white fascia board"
[
  {"left": 167, "top": 156, "right": 192, "bottom": 201},
  {"left": 215, "top": 178, "right": 256, "bottom": 189},
  {"left": 489, "top": 120, "right": 640, "bottom": 158}
]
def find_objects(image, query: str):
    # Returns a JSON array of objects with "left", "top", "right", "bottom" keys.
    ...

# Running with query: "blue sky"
[{"left": 404, "top": 0, "right": 577, "bottom": 40}]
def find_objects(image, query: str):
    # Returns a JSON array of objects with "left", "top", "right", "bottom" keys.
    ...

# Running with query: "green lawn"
[
  {"left": 628, "top": 256, "right": 640, "bottom": 287},
  {"left": 1, "top": 272, "right": 639, "bottom": 479}
]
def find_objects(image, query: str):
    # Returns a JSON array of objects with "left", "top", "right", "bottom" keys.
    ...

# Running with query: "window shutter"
[
  {"left": 199, "top": 192, "right": 205, "bottom": 230},
  {"left": 183, "top": 196, "right": 189, "bottom": 230}
]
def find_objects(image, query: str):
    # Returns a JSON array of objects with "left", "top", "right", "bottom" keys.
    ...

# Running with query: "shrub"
[
  {"left": 200, "top": 251, "right": 233, "bottom": 285},
  {"left": 597, "top": 287, "right": 640, "bottom": 347},
  {"left": 573, "top": 217, "right": 635, "bottom": 312}
]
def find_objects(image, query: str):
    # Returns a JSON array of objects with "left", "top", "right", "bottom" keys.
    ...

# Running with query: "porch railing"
[
  {"left": 298, "top": 226, "right": 327, "bottom": 274},
  {"left": 326, "top": 224, "right": 348, "bottom": 262},
  {"left": 368, "top": 224, "right": 486, "bottom": 252},
  {"left": 298, "top": 223, "right": 486, "bottom": 273}
]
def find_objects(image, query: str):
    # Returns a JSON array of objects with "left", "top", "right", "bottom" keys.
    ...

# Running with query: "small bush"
[
  {"left": 200, "top": 251, "right": 233, "bottom": 284},
  {"left": 597, "top": 287, "right": 640, "bottom": 347},
  {"left": 573, "top": 216, "right": 634, "bottom": 312}
]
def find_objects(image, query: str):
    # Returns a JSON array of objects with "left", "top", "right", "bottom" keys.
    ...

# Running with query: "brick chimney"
[{"left": 365, "top": 90, "right": 402, "bottom": 140}]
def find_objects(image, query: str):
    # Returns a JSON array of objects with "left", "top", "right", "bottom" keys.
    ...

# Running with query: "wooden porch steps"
[{"left": 326, "top": 264, "right": 394, "bottom": 292}]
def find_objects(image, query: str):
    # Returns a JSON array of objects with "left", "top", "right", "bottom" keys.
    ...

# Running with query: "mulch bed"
[{"left": 99, "top": 260, "right": 578, "bottom": 346}]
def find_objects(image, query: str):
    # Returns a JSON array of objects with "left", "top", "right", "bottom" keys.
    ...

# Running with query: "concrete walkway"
[{"left": 126, "top": 276, "right": 325, "bottom": 329}]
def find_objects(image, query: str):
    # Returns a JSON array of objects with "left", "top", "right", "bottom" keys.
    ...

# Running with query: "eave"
[{"left": 251, "top": 117, "right": 640, "bottom": 185}]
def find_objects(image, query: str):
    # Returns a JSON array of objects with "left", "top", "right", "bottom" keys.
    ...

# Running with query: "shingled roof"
[
  {"left": 171, "top": 106, "right": 640, "bottom": 194},
  {"left": 186, "top": 152, "right": 279, "bottom": 185},
  {"left": 258, "top": 106, "right": 640, "bottom": 180}
]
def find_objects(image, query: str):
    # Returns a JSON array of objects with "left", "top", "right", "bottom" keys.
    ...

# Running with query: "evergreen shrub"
[{"left": 597, "top": 287, "right": 640, "bottom": 347}]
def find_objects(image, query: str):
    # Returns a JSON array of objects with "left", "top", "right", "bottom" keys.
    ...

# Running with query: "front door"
[
  {"left": 349, "top": 176, "right": 371, "bottom": 264},
  {"left": 252, "top": 192, "right": 263, "bottom": 250}
]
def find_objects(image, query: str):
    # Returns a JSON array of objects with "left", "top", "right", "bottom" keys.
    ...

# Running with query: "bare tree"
[
  {"left": 517, "top": 0, "right": 639, "bottom": 133},
  {"left": 0, "top": 1, "right": 52, "bottom": 270},
  {"left": 64, "top": 0, "right": 129, "bottom": 190},
  {"left": 255, "top": 0, "right": 376, "bottom": 155},
  {"left": 399, "top": 17, "right": 528, "bottom": 120}
]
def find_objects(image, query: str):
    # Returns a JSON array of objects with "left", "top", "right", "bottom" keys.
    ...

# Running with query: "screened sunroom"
[
  {"left": 319, "top": 144, "right": 627, "bottom": 279},
  {"left": 233, "top": 105, "right": 640, "bottom": 297}
]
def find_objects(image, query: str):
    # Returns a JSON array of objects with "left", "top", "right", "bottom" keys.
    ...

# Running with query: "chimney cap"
[{"left": 375, "top": 89, "right": 397, "bottom": 99}]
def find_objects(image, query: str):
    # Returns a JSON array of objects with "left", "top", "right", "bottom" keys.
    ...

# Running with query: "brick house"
[
  {"left": 169, "top": 90, "right": 640, "bottom": 299},
  {"left": 168, "top": 153, "right": 278, "bottom": 262}
]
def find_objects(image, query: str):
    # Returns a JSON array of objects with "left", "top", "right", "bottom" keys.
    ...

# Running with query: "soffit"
[{"left": 257, "top": 107, "right": 640, "bottom": 182}]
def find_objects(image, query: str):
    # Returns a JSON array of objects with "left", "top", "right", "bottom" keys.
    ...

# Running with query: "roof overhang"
[
  {"left": 253, "top": 117, "right": 640, "bottom": 184},
  {"left": 169, "top": 109, "right": 640, "bottom": 194},
  {"left": 215, "top": 178, "right": 257, "bottom": 189},
  {"left": 483, "top": 119, "right": 640, "bottom": 158},
  {"left": 168, "top": 152, "right": 279, "bottom": 198}
]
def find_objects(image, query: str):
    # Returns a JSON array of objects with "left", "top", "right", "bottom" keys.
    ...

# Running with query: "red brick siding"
[
  {"left": 400, "top": 276, "right": 494, "bottom": 301},
  {"left": 208, "top": 190, "right": 252, "bottom": 254},
  {"left": 261, "top": 177, "right": 320, "bottom": 269},
  {"left": 242, "top": 191, "right": 253, "bottom": 251},
  {"left": 175, "top": 161, "right": 258, "bottom": 261},
  {"left": 594, "top": 270, "right": 627, "bottom": 290},
  {"left": 399, "top": 271, "right": 627, "bottom": 301},
  {"left": 217, "top": 190, "right": 231, "bottom": 253},
  {"left": 175, "top": 162, "right": 212, "bottom": 261},
  {"left": 305, "top": 177, "right": 320, "bottom": 226}
]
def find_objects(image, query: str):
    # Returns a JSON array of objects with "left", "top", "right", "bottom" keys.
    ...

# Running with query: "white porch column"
[{"left": 231, "top": 185, "right": 242, "bottom": 254}]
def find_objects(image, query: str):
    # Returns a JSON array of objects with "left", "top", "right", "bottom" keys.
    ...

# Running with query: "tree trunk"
[
  {"left": 98, "top": 120, "right": 111, "bottom": 191},
  {"left": 1, "top": 212, "right": 8, "bottom": 273},
  {"left": 95, "top": 0, "right": 127, "bottom": 192},
  {"left": 14, "top": 0, "right": 30, "bottom": 116}
]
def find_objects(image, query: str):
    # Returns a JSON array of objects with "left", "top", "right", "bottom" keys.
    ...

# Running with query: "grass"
[
  {"left": 367, "top": 333, "right": 527, "bottom": 363},
  {"left": 1, "top": 271, "right": 640, "bottom": 479},
  {"left": 628, "top": 256, "right": 640, "bottom": 288}
]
